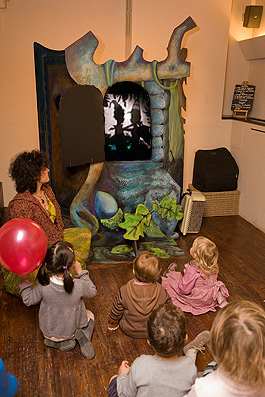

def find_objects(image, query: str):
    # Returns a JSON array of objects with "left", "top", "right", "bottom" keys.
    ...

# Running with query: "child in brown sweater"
[{"left": 108, "top": 251, "right": 172, "bottom": 338}]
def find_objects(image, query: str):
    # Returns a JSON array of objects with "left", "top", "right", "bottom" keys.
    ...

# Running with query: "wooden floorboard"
[{"left": 1, "top": 215, "right": 265, "bottom": 396}]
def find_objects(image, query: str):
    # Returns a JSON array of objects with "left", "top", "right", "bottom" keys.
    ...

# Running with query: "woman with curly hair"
[{"left": 1, "top": 150, "right": 92, "bottom": 297}]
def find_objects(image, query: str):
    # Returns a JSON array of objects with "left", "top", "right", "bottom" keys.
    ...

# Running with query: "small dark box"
[{"left": 243, "top": 5, "right": 263, "bottom": 28}]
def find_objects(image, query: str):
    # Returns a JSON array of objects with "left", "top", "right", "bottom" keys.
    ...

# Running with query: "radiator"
[{"left": 179, "top": 190, "right": 205, "bottom": 235}]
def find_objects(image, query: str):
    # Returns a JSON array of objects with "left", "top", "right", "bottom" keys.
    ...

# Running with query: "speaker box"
[
  {"left": 192, "top": 147, "right": 239, "bottom": 192},
  {"left": 179, "top": 190, "right": 205, "bottom": 236},
  {"left": 243, "top": 5, "right": 263, "bottom": 28}
]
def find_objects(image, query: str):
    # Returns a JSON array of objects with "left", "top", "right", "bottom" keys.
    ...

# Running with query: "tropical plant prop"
[
  {"left": 118, "top": 193, "right": 183, "bottom": 241},
  {"left": 110, "top": 241, "right": 185, "bottom": 259},
  {"left": 100, "top": 208, "right": 124, "bottom": 230},
  {"left": 100, "top": 192, "right": 184, "bottom": 258}
]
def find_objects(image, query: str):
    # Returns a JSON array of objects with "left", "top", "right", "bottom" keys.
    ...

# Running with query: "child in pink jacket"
[{"left": 161, "top": 236, "right": 229, "bottom": 315}]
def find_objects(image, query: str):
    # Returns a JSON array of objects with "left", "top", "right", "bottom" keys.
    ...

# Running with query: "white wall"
[
  {"left": 0, "top": 0, "right": 233, "bottom": 205},
  {"left": 0, "top": 0, "right": 125, "bottom": 204},
  {"left": 132, "top": 0, "right": 265, "bottom": 232},
  {"left": 223, "top": 0, "right": 265, "bottom": 232},
  {"left": 230, "top": 121, "right": 265, "bottom": 232},
  {"left": 222, "top": 0, "right": 251, "bottom": 116},
  {"left": 248, "top": 58, "right": 265, "bottom": 119},
  {"left": 132, "top": 0, "right": 233, "bottom": 189},
  {"left": 223, "top": 0, "right": 265, "bottom": 118},
  {"left": 1, "top": 0, "right": 265, "bottom": 232}
]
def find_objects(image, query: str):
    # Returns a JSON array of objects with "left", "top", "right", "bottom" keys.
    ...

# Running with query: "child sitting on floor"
[
  {"left": 108, "top": 303, "right": 210, "bottom": 397},
  {"left": 185, "top": 300, "right": 265, "bottom": 396},
  {"left": 161, "top": 236, "right": 229, "bottom": 315},
  {"left": 108, "top": 251, "right": 172, "bottom": 338},
  {"left": 19, "top": 240, "right": 97, "bottom": 359}
]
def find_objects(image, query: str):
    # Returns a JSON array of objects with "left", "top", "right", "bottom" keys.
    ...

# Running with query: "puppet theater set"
[{"left": 34, "top": 17, "right": 197, "bottom": 262}]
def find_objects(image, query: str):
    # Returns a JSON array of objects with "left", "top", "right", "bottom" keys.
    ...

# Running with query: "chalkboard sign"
[{"left": 231, "top": 84, "right": 255, "bottom": 111}]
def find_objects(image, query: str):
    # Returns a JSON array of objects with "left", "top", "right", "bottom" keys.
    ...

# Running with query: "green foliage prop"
[
  {"left": 111, "top": 244, "right": 134, "bottom": 254},
  {"left": 118, "top": 193, "right": 183, "bottom": 241},
  {"left": 100, "top": 208, "right": 124, "bottom": 230}
]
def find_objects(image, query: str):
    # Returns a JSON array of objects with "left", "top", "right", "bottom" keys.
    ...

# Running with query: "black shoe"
[
  {"left": 75, "top": 329, "right": 95, "bottom": 359},
  {"left": 44, "top": 338, "right": 76, "bottom": 351}
]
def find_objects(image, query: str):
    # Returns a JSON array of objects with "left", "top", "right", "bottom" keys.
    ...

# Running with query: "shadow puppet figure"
[
  {"left": 105, "top": 101, "right": 127, "bottom": 160},
  {"left": 105, "top": 100, "right": 151, "bottom": 161},
  {"left": 124, "top": 107, "right": 151, "bottom": 160}
]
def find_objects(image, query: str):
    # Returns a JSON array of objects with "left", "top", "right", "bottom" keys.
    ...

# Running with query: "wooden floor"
[{"left": 1, "top": 215, "right": 265, "bottom": 396}]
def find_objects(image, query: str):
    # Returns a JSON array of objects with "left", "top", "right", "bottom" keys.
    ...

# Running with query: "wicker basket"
[{"left": 188, "top": 184, "right": 240, "bottom": 217}]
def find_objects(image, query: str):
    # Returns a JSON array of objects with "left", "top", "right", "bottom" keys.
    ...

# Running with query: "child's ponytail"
[
  {"left": 37, "top": 261, "right": 50, "bottom": 286},
  {"left": 62, "top": 266, "right": 74, "bottom": 293},
  {"left": 43, "top": 240, "right": 75, "bottom": 293}
]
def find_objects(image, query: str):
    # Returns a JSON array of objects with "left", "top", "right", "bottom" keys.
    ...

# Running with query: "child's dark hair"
[
  {"left": 37, "top": 240, "right": 75, "bottom": 293},
  {"left": 147, "top": 303, "right": 186, "bottom": 358}
]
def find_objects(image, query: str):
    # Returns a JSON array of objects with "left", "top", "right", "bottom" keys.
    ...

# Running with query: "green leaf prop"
[
  {"left": 145, "top": 218, "right": 165, "bottom": 238},
  {"left": 111, "top": 244, "right": 133, "bottom": 254},
  {"left": 101, "top": 208, "right": 124, "bottom": 230},
  {"left": 119, "top": 204, "right": 151, "bottom": 241},
  {"left": 99, "top": 192, "right": 184, "bottom": 242},
  {"left": 148, "top": 247, "right": 170, "bottom": 258},
  {"left": 156, "top": 193, "right": 183, "bottom": 221}
]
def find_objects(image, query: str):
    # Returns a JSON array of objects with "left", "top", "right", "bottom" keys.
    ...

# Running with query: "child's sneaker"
[
  {"left": 44, "top": 338, "right": 76, "bottom": 351},
  {"left": 183, "top": 330, "right": 210, "bottom": 363},
  {"left": 75, "top": 328, "right": 95, "bottom": 359},
  {"left": 203, "top": 361, "right": 218, "bottom": 376},
  {"left": 163, "top": 262, "right": 178, "bottom": 277}
]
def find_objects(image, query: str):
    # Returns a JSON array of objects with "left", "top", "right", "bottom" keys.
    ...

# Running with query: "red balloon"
[{"left": 0, "top": 218, "right": 47, "bottom": 275}]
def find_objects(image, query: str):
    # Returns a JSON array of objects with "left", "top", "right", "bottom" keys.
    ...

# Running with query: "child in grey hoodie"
[
  {"left": 19, "top": 240, "right": 97, "bottom": 358},
  {"left": 108, "top": 303, "right": 209, "bottom": 397}
]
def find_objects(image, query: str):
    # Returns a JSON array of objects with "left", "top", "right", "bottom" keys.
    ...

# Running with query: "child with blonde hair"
[
  {"left": 185, "top": 300, "right": 265, "bottom": 396},
  {"left": 161, "top": 236, "right": 229, "bottom": 314},
  {"left": 19, "top": 240, "right": 97, "bottom": 358},
  {"left": 108, "top": 251, "right": 172, "bottom": 338}
]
